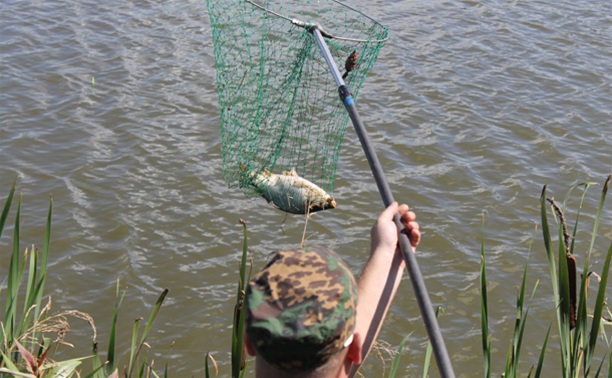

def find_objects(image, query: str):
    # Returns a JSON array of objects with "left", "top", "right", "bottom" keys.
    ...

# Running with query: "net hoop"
[
  {"left": 207, "top": 0, "right": 389, "bottom": 198},
  {"left": 244, "top": 0, "right": 389, "bottom": 43}
]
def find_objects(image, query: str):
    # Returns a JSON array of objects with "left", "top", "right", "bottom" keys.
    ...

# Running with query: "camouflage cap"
[{"left": 245, "top": 247, "right": 358, "bottom": 371}]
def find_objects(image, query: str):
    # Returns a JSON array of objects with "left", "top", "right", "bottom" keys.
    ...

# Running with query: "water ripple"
[{"left": 1, "top": 0, "right": 610, "bottom": 375}]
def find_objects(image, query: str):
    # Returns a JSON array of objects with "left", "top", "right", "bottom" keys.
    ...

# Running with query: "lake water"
[{"left": 1, "top": 0, "right": 610, "bottom": 376}]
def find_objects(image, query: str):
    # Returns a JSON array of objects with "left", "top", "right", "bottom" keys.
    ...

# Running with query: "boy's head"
[{"left": 245, "top": 247, "right": 358, "bottom": 371}]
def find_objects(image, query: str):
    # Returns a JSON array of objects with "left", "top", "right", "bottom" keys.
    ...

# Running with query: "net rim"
[{"left": 244, "top": 0, "right": 389, "bottom": 43}]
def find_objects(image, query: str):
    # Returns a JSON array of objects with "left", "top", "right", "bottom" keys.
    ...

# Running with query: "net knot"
[{"left": 292, "top": 20, "right": 334, "bottom": 39}]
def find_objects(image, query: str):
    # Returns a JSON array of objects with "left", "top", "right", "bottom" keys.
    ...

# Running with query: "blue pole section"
[{"left": 311, "top": 27, "right": 455, "bottom": 378}]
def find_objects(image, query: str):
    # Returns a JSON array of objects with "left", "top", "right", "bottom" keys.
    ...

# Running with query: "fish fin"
[
  {"left": 267, "top": 199, "right": 280, "bottom": 210},
  {"left": 283, "top": 168, "right": 299, "bottom": 177}
]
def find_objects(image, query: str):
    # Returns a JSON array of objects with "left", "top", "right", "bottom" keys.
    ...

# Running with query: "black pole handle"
[
  {"left": 341, "top": 86, "right": 454, "bottom": 378},
  {"left": 310, "top": 28, "right": 455, "bottom": 378}
]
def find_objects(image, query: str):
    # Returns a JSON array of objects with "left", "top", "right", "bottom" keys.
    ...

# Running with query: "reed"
[
  {"left": 480, "top": 175, "right": 611, "bottom": 377},
  {"left": 0, "top": 182, "right": 168, "bottom": 378},
  {"left": 3, "top": 175, "right": 609, "bottom": 377},
  {"left": 0, "top": 181, "right": 59, "bottom": 376},
  {"left": 203, "top": 218, "right": 250, "bottom": 378},
  {"left": 386, "top": 306, "right": 443, "bottom": 378},
  {"left": 231, "top": 218, "right": 251, "bottom": 378}
]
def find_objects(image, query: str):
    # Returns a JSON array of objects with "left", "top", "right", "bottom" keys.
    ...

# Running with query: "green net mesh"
[{"left": 206, "top": 0, "right": 388, "bottom": 200}]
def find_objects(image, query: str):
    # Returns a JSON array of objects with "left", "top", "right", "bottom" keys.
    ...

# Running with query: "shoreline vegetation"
[
  {"left": 480, "top": 176, "right": 611, "bottom": 378},
  {"left": 1, "top": 175, "right": 610, "bottom": 377}
]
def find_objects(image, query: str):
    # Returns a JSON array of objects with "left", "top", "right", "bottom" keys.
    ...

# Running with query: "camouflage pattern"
[{"left": 245, "top": 247, "right": 358, "bottom": 371}]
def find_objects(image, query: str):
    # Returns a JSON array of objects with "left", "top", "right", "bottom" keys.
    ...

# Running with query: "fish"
[
  {"left": 241, "top": 164, "right": 337, "bottom": 214},
  {"left": 342, "top": 50, "right": 358, "bottom": 79}
]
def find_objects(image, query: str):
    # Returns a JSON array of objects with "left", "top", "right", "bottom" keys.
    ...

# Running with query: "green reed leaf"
[
  {"left": 141, "top": 289, "right": 168, "bottom": 345},
  {"left": 534, "top": 325, "right": 551, "bottom": 378},
  {"left": 480, "top": 213, "right": 491, "bottom": 378},
  {"left": 388, "top": 331, "right": 413, "bottom": 378},
  {"left": 541, "top": 186, "right": 559, "bottom": 301},
  {"left": 205, "top": 352, "right": 211, "bottom": 378},
  {"left": 505, "top": 259, "right": 531, "bottom": 378},
  {"left": 33, "top": 196, "right": 52, "bottom": 322},
  {"left": 585, "top": 241, "right": 612, "bottom": 376},
  {"left": 128, "top": 288, "right": 168, "bottom": 377},
  {"left": 232, "top": 219, "right": 250, "bottom": 378},
  {"left": 540, "top": 186, "right": 569, "bottom": 376},
  {"left": 591, "top": 353, "right": 606, "bottom": 378},
  {"left": 588, "top": 175, "right": 609, "bottom": 260},
  {"left": 79, "top": 360, "right": 106, "bottom": 378},
  {"left": 0, "top": 180, "right": 16, "bottom": 240},
  {"left": 138, "top": 354, "right": 147, "bottom": 378},
  {"left": 556, "top": 221, "right": 572, "bottom": 376},
  {"left": 0, "top": 351, "right": 18, "bottom": 370},
  {"left": 42, "top": 356, "right": 90, "bottom": 377},
  {"left": 106, "top": 280, "right": 126, "bottom": 376},
  {"left": 205, "top": 352, "right": 219, "bottom": 378},
  {"left": 4, "top": 191, "right": 23, "bottom": 347},
  {"left": 21, "top": 246, "right": 38, "bottom": 339},
  {"left": 128, "top": 317, "right": 142, "bottom": 375},
  {"left": 423, "top": 307, "right": 442, "bottom": 378}
]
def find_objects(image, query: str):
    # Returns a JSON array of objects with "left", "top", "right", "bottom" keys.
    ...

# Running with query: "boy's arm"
[{"left": 353, "top": 202, "right": 420, "bottom": 365}]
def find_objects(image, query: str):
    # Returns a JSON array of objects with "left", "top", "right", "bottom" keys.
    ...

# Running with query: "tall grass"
[
  {"left": 0, "top": 181, "right": 58, "bottom": 375},
  {"left": 3, "top": 176, "right": 609, "bottom": 377},
  {"left": 232, "top": 219, "right": 251, "bottom": 378},
  {"left": 0, "top": 182, "right": 168, "bottom": 378},
  {"left": 481, "top": 175, "right": 611, "bottom": 377},
  {"left": 205, "top": 218, "right": 251, "bottom": 378}
]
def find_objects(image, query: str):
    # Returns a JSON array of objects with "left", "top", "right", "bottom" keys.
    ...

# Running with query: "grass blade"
[
  {"left": 232, "top": 219, "right": 250, "bottom": 378},
  {"left": 556, "top": 221, "right": 573, "bottom": 375},
  {"left": 43, "top": 356, "right": 89, "bottom": 377},
  {"left": 422, "top": 307, "right": 442, "bottom": 378},
  {"left": 78, "top": 360, "right": 106, "bottom": 378},
  {"left": 33, "top": 196, "right": 52, "bottom": 322},
  {"left": 0, "top": 180, "right": 16, "bottom": 240},
  {"left": 205, "top": 352, "right": 211, "bottom": 378},
  {"left": 588, "top": 175, "right": 610, "bottom": 260},
  {"left": 585, "top": 241, "right": 612, "bottom": 375},
  {"left": 4, "top": 191, "right": 23, "bottom": 346},
  {"left": 140, "top": 288, "right": 168, "bottom": 346},
  {"left": 106, "top": 280, "right": 126, "bottom": 376},
  {"left": 128, "top": 288, "right": 168, "bottom": 377},
  {"left": 205, "top": 352, "right": 218, "bottom": 378},
  {"left": 15, "top": 196, "right": 53, "bottom": 351},
  {"left": 21, "top": 246, "right": 38, "bottom": 339},
  {"left": 480, "top": 213, "right": 491, "bottom": 378},
  {"left": 540, "top": 186, "right": 571, "bottom": 376},
  {"left": 592, "top": 353, "right": 606, "bottom": 378},
  {"left": 583, "top": 175, "right": 610, "bottom": 375},
  {"left": 128, "top": 317, "right": 142, "bottom": 375},
  {"left": 534, "top": 325, "right": 551, "bottom": 378},
  {"left": 505, "top": 260, "right": 535, "bottom": 378},
  {"left": 388, "top": 331, "right": 413, "bottom": 378},
  {"left": 540, "top": 186, "right": 559, "bottom": 297}
]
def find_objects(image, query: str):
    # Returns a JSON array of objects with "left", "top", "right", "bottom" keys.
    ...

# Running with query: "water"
[{"left": 1, "top": 0, "right": 610, "bottom": 376}]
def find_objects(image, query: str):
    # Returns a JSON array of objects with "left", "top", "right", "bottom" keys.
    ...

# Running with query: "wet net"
[{"left": 206, "top": 0, "right": 388, "bottom": 200}]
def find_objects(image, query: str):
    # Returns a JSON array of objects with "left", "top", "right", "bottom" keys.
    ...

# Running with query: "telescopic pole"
[{"left": 311, "top": 27, "right": 455, "bottom": 378}]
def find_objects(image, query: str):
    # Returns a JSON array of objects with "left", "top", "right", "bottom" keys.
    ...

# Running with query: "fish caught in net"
[{"left": 206, "top": 0, "right": 388, "bottom": 213}]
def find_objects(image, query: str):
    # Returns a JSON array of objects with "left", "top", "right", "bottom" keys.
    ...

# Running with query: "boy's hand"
[{"left": 370, "top": 202, "right": 420, "bottom": 255}]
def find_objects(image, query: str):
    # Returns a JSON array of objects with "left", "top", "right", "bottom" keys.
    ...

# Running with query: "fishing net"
[{"left": 206, "top": 0, "right": 388, "bottom": 199}]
